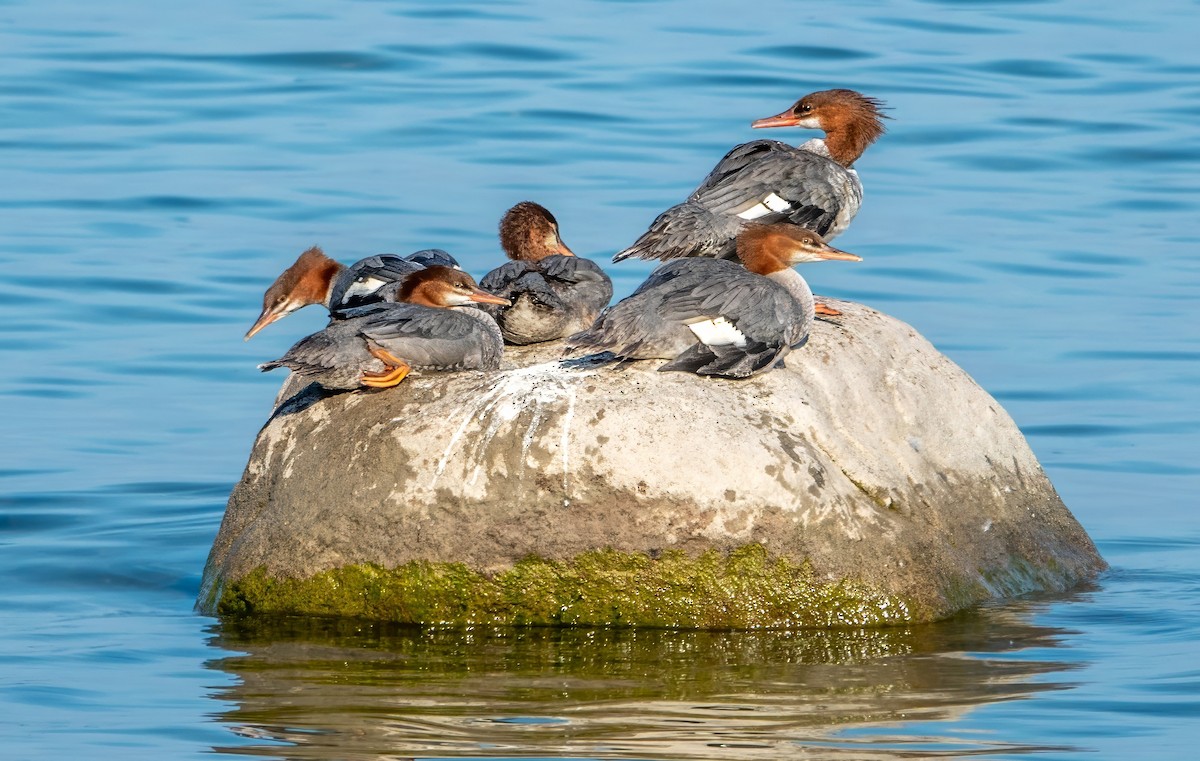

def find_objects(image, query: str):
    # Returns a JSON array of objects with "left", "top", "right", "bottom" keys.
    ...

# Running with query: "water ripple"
[
  {"left": 46, "top": 49, "right": 413, "bottom": 72},
  {"left": 974, "top": 58, "right": 1095, "bottom": 80},
  {"left": 0, "top": 195, "right": 282, "bottom": 212},
  {"left": 875, "top": 17, "right": 1009, "bottom": 35},
  {"left": 459, "top": 42, "right": 580, "bottom": 63},
  {"left": 1063, "top": 349, "right": 1200, "bottom": 362},
  {"left": 749, "top": 45, "right": 878, "bottom": 61}
]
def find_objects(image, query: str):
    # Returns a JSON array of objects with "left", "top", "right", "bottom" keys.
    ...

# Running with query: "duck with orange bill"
[
  {"left": 567, "top": 223, "right": 861, "bottom": 378},
  {"left": 479, "top": 202, "right": 613, "bottom": 345},
  {"left": 244, "top": 246, "right": 461, "bottom": 340},
  {"left": 613, "top": 89, "right": 886, "bottom": 264},
  {"left": 259, "top": 266, "right": 508, "bottom": 391}
]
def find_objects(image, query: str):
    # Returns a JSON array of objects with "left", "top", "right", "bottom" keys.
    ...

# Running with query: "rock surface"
[{"left": 200, "top": 299, "right": 1105, "bottom": 626}]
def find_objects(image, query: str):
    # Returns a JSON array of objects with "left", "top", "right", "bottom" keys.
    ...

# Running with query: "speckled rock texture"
[{"left": 200, "top": 299, "right": 1104, "bottom": 626}]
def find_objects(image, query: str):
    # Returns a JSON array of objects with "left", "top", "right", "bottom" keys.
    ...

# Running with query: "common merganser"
[
  {"left": 478, "top": 202, "right": 613, "bottom": 345},
  {"left": 244, "top": 246, "right": 462, "bottom": 339},
  {"left": 259, "top": 266, "right": 509, "bottom": 390},
  {"left": 566, "top": 223, "right": 861, "bottom": 378},
  {"left": 612, "top": 89, "right": 886, "bottom": 263}
]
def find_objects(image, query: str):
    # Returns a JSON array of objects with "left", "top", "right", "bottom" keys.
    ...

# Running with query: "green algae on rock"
[
  {"left": 217, "top": 545, "right": 916, "bottom": 629},
  {"left": 200, "top": 301, "right": 1105, "bottom": 625}
]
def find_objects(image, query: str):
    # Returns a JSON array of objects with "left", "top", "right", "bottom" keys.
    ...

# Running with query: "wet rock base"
[{"left": 215, "top": 545, "right": 914, "bottom": 628}]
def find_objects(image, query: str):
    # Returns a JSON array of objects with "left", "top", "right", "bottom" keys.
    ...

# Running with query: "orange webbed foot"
[
  {"left": 361, "top": 345, "right": 411, "bottom": 389},
  {"left": 815, "top": 302, "right": 843, "bottom": 317}
]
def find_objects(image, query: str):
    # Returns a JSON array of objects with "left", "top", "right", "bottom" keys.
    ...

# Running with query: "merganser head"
[
  {"left": 751, "top": 89, "right": 888, "bottom": 167},
  {"left": 499, "top": 201, "right": 575, "bottom": 261},
  {"left": 245, "top": 246, "right": 342, "bottom": 340},
  {"left": 736, "top": 223, "right": 862, "bottom": 275},
  {"left": 397, "top": 265, "right": 512, "bottom": 308}
]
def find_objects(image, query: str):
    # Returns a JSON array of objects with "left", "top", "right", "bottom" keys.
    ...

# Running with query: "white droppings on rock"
[{"left": 428, "top": 361, "right": 596, "bottom": 496}]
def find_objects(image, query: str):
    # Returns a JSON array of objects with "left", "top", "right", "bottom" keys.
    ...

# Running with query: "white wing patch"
[
  {"left": 685, "top": 316, "right": 748, "bottom": 347},
  {"left": 763, "top": 192, "right": 792, "bottom": 212},
  {"left": 736, "top": 192, "right": 793, "bottom": 220},
  {"left": 341, "top": 275, "right": 390, "bottom": 301}
]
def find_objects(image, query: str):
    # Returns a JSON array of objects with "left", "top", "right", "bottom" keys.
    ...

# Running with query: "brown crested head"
[
  {"left": 499, "top": 201, "right": 575, "bottom": 262},
  {"left": 244, "top": 246, "right": 343, "bottom": 340},
  {"left": 396, "top": 265, "right": 511, "bottom": 308},
  {"left": 751, "top": 88, "right": 888, "bottom": 167},
  {"left": 735, "top": 223, "right": 862, "bottom": 275}
]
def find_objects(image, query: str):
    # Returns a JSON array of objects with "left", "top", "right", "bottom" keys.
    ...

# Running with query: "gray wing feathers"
[
  {"left": 689, "top": 139, "right": 797, "bottom": 196},
  {"left": 692, "top": 150, "right": 853, "bottom": 238},
  {"left": 538, "top": 255, "right": 610, "bottom": 285},
  {"left": 479, "top": 260, "right": 536, "bottom": 294},
  {"left": 355, "top": 307, "right": 495, "bottom": 369},
  {"left": 612, "top": 203, "right": 745, "bottom": 262},
  {"left": 366, "top": 308, "right": 501, "bottom": 371},
  {"left": 259, "top": 320, "right": 373, "bottom": 389},
  {"left": 566, "top": 294, "right": 696, "bottom": 359},
  {"left": 481, "top": 256, "right": 613, "bottom": 344},
  {"left": 657, "top": 276, "right": 805, "bottom": 347},
  {"left": 539, "top": 256, "right": 613, "bottom": 317},
  {"left": 404, "top": 248, "right": 460, "bottom": 269},
  {"left": 260, "top": 329, "right": 351, "bottom": 376}
]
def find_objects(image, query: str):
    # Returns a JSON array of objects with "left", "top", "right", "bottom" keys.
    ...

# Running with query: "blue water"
[{"left": 2, "top": 0, "right": 1198, "bottom": 757}]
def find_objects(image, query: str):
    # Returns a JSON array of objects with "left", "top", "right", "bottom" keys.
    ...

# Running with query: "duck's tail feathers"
[
  {"left": 563, "top": 327, "right": 615, "bottom": 355},
  {"left": 658, "top": 342, "right": 780, "bottom": 379}
]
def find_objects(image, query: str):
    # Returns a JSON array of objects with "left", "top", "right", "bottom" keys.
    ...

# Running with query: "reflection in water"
[{"left": 208, "top": 600, "right": 1083, "bottom": 760}]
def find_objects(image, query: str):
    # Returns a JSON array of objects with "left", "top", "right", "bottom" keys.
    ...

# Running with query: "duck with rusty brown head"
[
  {"left": 478, "top": 202, "right": 613, "bottom": 345},
  {"left": 568, "top": 223, "right": 861, "bottom": 378},
  {"left": 613, "top": 89, "right": 887, "bottom": 264},
  {"left": 244, "top": 246, "right": 461, "bottom": 340},
  {"left": 259, "top": 266, "right": 509, "bottom": 390}
]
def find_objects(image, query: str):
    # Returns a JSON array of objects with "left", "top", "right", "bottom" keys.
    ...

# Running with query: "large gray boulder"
[{"left": 200, "top": 299, "right": 1104, "bottom": 626}]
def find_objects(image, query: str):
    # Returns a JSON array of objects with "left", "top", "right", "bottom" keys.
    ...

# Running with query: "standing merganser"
[
  {"left": 478, "top": 202, "right": 613, "bottom": 345},
  {"left": 259, "top": 266, "right": 509, "bottom": 390},
  {"left": 612, "top": 89, "right": 886, "bottom": 263},
  {"left": 566, "top": 224, "right": 861, "bottom": 378},
  {"left": 244, "top": 246, "right": 462, "bottom": 339}
]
